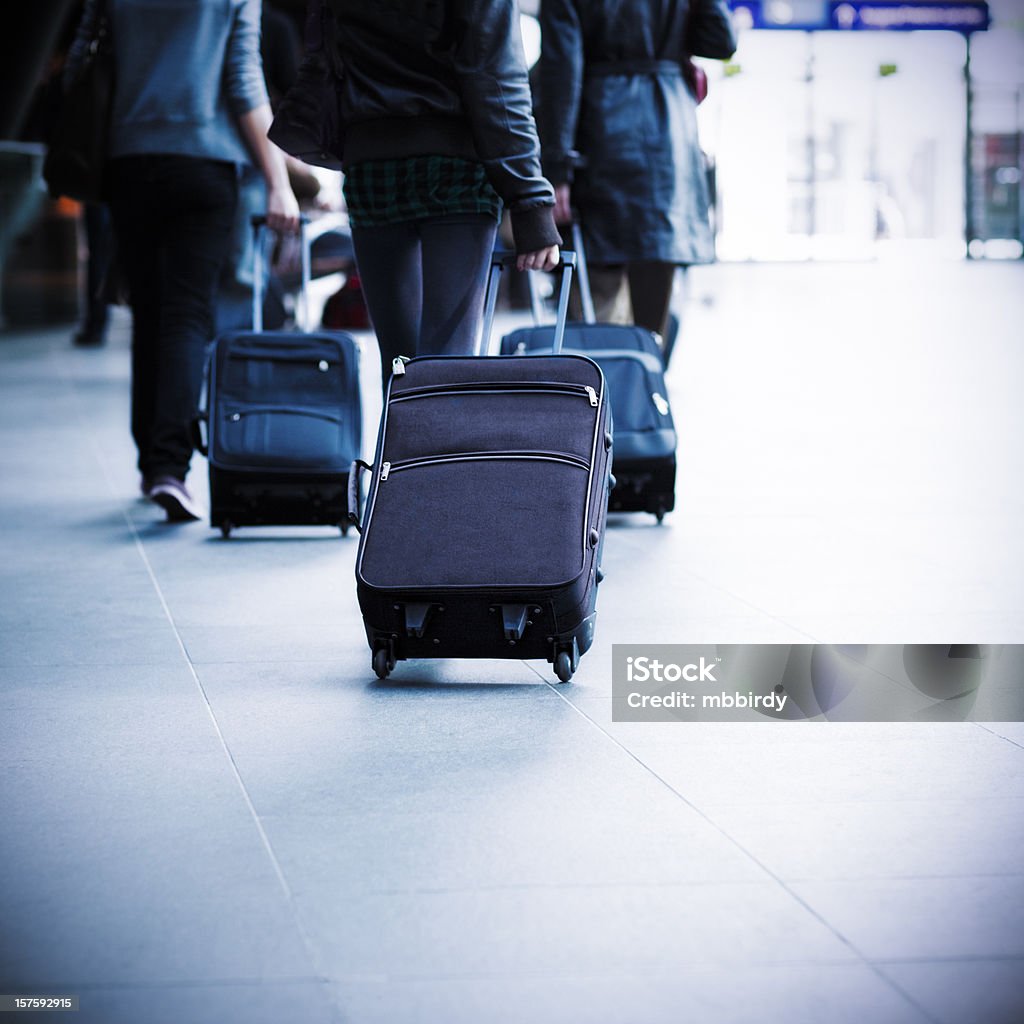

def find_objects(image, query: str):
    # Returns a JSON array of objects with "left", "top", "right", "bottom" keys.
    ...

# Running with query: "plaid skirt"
[{"left": 343, "top": 155, "right": 502, "bottom": 227}]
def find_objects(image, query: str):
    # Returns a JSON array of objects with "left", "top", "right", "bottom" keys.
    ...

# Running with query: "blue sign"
[{"left": 728, "top": 0, "right": 991, "bottom": 34}]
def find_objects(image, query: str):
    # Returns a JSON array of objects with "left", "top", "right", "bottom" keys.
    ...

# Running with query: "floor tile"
[
  {"left": 66, "top": 982, "right": 339, "bottom": 1024},
  {"left": 333, "top": 964, "right": 929, "bottom": 1024},
  {"left": 299, "top": 882, "right": 858, "bottom": 980},
  {"left": 0, "top": 811, "right": 316, "bottom": 987},
  {"left": 879, "top": 959, "right": 1024, "bottom": 1024},
  {"left": 261, "top": 787, "right": 766, "bottom": 895},
  {"left": 705, "top": 799, "right": 1024, "bottom": 881},
  {"left": 791, "top": 877, "right": 1024, "bottom": 960}
]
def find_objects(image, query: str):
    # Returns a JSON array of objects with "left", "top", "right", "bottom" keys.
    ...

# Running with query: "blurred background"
[{"left": 1, "top": 0, "right": 1021, "bottom": 332}]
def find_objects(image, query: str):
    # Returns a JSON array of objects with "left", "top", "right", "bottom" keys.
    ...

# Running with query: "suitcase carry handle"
[
  {"left": 347, "top": 458, "right": 373, "bottom": 532},
  {"left": 250, "top": 214, "right": 312, "bottom": 333},
  {"left": 480, "top": 250, "right": 576, "bottom": 358}
]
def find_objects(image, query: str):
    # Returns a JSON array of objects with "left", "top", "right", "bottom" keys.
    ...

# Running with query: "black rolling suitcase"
[
  {"left": 501, "top": 223, "right": 677, "bottom": 521},
  {"left": 202, "top": 217, "right": 361, "bottom": 538},
  {"left": 350, "top": 252, "right": 612, "bottom": 683}
]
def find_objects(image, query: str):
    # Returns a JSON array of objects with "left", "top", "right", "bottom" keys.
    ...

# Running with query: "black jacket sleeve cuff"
[{"left": 510, "top": 204, "right": 563, "bottom": 254}]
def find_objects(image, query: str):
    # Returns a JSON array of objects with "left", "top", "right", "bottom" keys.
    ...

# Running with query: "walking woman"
[
  {"left": 328, "top": 0, "right": 562, "bottom": 385},
  {"left": 538, "top": 0, "right": 736, "bottom": 344},
  {"left": 67, "top": 0, "right": 300, "bottom": 520}
]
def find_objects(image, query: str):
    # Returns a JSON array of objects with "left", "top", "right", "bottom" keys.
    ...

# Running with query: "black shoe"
[{"left": 147, "top": 476, "right": 202, "bottom": 522}]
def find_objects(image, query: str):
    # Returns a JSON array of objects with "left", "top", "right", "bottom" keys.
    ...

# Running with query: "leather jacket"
[{"left": 328, "top": 0, "right": 559, "bottom": 251}]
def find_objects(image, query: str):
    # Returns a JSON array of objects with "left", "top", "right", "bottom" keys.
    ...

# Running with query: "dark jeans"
[
  {"left": 351, "top": 214, "right": 498, "bottom": 387},
  {"left": 109, "top": 155, "right": 238, "bottom": 480}
]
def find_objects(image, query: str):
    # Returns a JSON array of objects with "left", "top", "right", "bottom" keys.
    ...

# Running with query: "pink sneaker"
[{"left": 148, "top": 476, "right": 202, "bottom": 522}]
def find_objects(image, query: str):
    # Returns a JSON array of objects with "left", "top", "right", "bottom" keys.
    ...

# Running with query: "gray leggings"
[{"left": 351, "top": 214, "right": 499, "bottom": 387}]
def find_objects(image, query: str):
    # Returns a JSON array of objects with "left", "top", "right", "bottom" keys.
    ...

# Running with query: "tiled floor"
[{"left": 1, "top": 259, "right": 1022, "bottom": 1023}]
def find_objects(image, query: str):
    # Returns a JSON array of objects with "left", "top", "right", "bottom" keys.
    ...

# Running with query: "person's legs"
[
  {"left": 147, "top": 158, "right": 237, "bottom": 484},
  {"left": 578, "top": 263, "right": 631, "bottom": 324},
  {"left": 352, "top": 213, "right": 496, "bottom": 385},
  {"left": 107, "top": 161, "right": 161, "bottom": 480},
  {"left": 659, "top": 265, "right": 688, "bottom": 367},
  {"left": 351, "top": 221, "right": 422, "bottom": 388},
  {"left": 627, "top": 260, "right": 677, "bottom": 338},
  {"left": 418, "top": 214, "right": 497, "bottom": 356},
  {"left": 74, "top": 201, "right": 113, "bottom": 346}
]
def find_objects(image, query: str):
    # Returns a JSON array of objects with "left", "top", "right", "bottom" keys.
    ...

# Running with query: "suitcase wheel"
[
  {"left": 372, "top": 645, "right": 396, "bottom": 680},
  {"left": 554, "top": 651, "right": 574, "bottom": 684},
  {"left": 220, "top": 520, "right": 233, "bottom": 539},
  {"left": 654, "top": 508, "right": 665, "bottom": 524}
]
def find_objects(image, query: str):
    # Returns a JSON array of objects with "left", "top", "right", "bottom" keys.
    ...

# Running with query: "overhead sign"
[{"left": 729, "top": 0, "right": 991, "bottom": 34}]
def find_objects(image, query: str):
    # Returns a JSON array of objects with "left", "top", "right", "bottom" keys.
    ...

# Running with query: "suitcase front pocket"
[
  {"left": 359, "top": 453, "right": 593, "bottom": 590},
  {"left": 385, "top": 381, "right": 602, "bottom": 465},
  {"left": 214, "top": 406, "right": 349, "bottom": 469},
  {"left": 220, "top": 351, "right": 349, "bottom": 407}
]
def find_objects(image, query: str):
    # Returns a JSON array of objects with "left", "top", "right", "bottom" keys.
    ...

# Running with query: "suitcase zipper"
[
  {"left": 226, "top": 352, "right": 339, "bottom": 369},
  {"left": 390, "top": 381, "right": 602, "bottom": 404},
  {"left": 224, "top": 406, "right": 343, "bottom": 424},
  {"left": 377, "top": 451, "right": 590, "bottom": 481}
]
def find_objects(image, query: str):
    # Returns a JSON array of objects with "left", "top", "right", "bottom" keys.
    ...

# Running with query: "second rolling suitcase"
[
  {"left": 203, "top": 218, "right": 361, "bottom": 537},
  {"left": 350, "top": 252, "right": 612, "bottom": 683}
]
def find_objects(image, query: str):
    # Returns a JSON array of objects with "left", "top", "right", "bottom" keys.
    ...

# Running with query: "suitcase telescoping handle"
[
  {"left": 523, "top": 223, "right": 596, "bottom": 327},
  {"left": 480, "top": 250, "right": 576, "bottom": 357},
  {"left": 570, "top": 221, "right": 597, "bottom": 324},
  {"left": 250, "top": 214, "right": 312, "bottom": 333}
]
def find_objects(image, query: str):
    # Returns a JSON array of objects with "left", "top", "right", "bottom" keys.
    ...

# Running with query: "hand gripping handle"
[
  {"left": 479, "top": 251, "right": 576, "bottom": 357},
  {"left": 250, "top": 214, "right": 311, "bottom": 332}
]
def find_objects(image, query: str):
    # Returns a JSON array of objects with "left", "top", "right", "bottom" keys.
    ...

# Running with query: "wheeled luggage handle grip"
[
  {"left": 347, "top": 459, "right": 373, "bottom": 533},
  {"left": 249, "top": 215, "right": 312, "bottom": 229},
  {"left": 250, "top": 214, "right": 312, "bottom": 333},
  {"left": 480, "top": 250, "right": 576, "bottom": 357},
  {"left": 488, "top": 251, "right": 577, "bottom": 269}
]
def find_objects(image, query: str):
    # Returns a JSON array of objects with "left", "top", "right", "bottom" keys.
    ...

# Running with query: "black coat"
[
  {"left": 329, "top": 0, "right": 559, "bottom": 251},
  {"left": 538, "top": 0, "right": 736, "bottom": 264}
]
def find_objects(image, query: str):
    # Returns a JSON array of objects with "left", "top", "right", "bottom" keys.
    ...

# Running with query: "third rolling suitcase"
[
  {"left": 501, "top": 223, "right": 677, "bottom": 521},
  {"left": 350, "top": 252, "right": 612, "bottom": 683}
]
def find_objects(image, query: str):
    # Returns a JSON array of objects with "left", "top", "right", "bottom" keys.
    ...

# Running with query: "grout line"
[
  {"left": 532, "top": 665, "right": 941, "bottom": 1022},
  {"left": 975, "top": 723, "right": 1024, "bottom": 751},
  {"left": 54, "top": 343, "right": 339, "bottom": 1017},
  {"left": 126, "top": 528, "right": 301, "bottom": 901}
]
